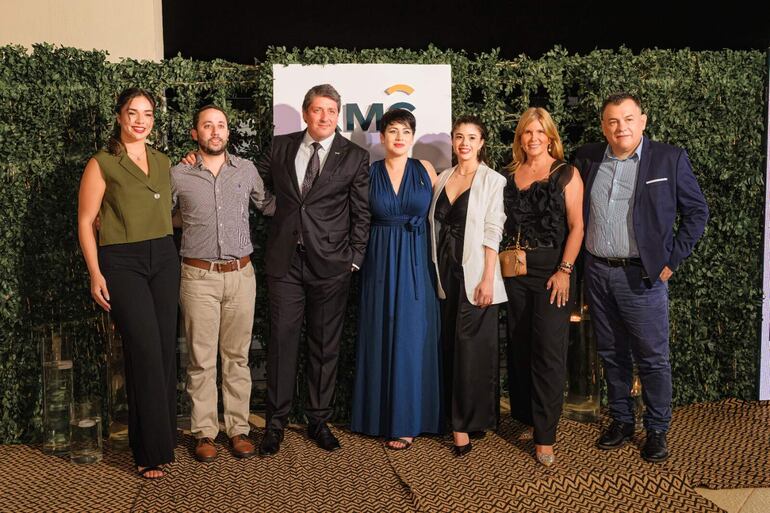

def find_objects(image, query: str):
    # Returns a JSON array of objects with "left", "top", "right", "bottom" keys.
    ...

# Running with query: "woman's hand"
[
  {"left": 90, "top": 273, "right": 111, "bottom": 311},
  {"left": 181, "top": 151, "right": 197, "bottom": 166},
  {"left": 546, "top": 271, "right": 570, "bottom": 308},
  {"left": 473, "top": 278, "right": 494, "bottom": 308}
]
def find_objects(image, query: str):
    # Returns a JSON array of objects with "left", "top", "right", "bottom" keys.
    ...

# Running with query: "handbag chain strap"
[
  {"left": 505, "top": 161, "right": 567, "bottom": 252},
  {"left": 507, "top": 227, "right": 533, "bottom": 251}
]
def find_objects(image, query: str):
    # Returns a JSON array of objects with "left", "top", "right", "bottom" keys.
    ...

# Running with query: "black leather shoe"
[
  {"left": 308, "top": 422, "right": 341, "bottom": 452},
  {"left": 597, "top": 420, "right": 635, "bottom": 450},
  {"left": 453, "top": 442, "right": 472, "bottom": 457},
  {"left": 259, "top": 428, "right": 284, "bottom": 457},
  {"left": 641, "top": 430, "right": 669, "bottom": 462}
]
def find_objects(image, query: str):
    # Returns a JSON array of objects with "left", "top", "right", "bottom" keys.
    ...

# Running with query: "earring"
[{"left": 547, "top": 143, "right": 553, "bottom": 154}]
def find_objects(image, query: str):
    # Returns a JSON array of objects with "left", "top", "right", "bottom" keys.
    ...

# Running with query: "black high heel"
[{"left": 453, "top": 441, "right": 472, "bottom": 457}]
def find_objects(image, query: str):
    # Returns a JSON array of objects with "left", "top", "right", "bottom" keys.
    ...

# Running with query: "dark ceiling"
[{"left": 163, "top": 1, "right": 770, "bottom": 64}]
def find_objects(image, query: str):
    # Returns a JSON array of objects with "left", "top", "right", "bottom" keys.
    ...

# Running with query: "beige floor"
[
  {"left": 238, "top": 404, "right": 769, "bottom": 513},
  {"left": 695, "top": 488, "right": 770, "bottom": 513}
]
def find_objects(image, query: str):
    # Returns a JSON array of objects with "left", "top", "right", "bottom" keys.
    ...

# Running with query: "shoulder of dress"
[
  {"left": 92, "top": 149, "right": 115, "bottom": 161},
  {"left": 148, "top": 147, "right": 171, "bottom": 167},
  {"left": 147, "top": 145, "right": 167, "bottom": 157}
]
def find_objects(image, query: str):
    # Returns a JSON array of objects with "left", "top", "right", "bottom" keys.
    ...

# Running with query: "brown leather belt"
[{"left": 182, "top": 255, "right": 250, "bottom": 273}]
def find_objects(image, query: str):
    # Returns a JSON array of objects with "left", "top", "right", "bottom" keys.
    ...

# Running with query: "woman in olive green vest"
[{"left": 78, "top": 88, "right": 180, "bottom": 479}]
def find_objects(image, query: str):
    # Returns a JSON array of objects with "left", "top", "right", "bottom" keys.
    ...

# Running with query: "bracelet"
[
  {"left": 559, "top": 261, "right": 574, "bottom": 270},
  {"left": 558, "top": 266, "right": 572, "bottom": 275}
]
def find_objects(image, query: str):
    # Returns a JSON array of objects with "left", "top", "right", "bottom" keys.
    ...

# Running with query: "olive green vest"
[{"left": 93, "top": 146, "right": 173, "bottom": 246}]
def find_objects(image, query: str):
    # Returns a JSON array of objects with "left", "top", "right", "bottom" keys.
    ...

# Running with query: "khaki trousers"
[{"left": 180, "top": 261, "right": 256, "bottom": 439}]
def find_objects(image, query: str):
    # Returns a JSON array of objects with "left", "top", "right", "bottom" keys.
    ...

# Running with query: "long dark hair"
[
  {"left": 451, "top": 115, "right": 489, "bottom": 164},
  {"left": 107, "top": 88, "right": 156, "bottom": 156}
]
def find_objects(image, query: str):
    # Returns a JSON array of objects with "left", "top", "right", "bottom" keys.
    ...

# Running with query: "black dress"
[
  {"left": 503, "top": 160, "right": 573, "bottom": 445},
  {"left": 434, "top": 188, "right": 499, "bottom": 433}
]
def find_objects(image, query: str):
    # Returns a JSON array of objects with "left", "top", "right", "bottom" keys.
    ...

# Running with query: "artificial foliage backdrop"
[{"left": 0, "top": 44, "right": 765, "bottom": 443}]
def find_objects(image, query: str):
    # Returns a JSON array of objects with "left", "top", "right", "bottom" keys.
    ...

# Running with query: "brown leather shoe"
[
  {"left": 195, "top": 437, "right": 217, "bottom": 462},
  {"left": 230, "top": 434, "right": 256, "bottom": 459}
]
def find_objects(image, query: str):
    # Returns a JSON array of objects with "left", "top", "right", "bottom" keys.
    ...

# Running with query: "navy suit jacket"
[{"left": 574, "top": 136, "right": 709, "bottom": 283}]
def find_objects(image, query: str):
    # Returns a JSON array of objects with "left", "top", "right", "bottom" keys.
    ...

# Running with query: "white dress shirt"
[{"left": 294, "top": 131, "right": 335, "bottom": 186}]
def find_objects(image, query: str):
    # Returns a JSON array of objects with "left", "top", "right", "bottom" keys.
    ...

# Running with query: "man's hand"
[
  {"left": 181, "top": 151, "right": 197, "bottom": 166},
  {"left": 659, "top": 266, "right": 673, "bottom": 282}
]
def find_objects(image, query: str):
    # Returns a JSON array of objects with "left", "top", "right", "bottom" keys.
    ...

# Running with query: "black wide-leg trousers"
[
  {"left": 440, "top": 268, "right": 499, "bottom": 433},
  {"left": 504, "top": 248, "right": 570, "bottom": 446},
  {"left": 99, "top": 236, "right": 180, "bottom": 467}
]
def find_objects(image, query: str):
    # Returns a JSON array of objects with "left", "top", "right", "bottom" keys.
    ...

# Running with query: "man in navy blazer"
[{"left": 573, "top": 92, "right": 708, "bottom": 462}]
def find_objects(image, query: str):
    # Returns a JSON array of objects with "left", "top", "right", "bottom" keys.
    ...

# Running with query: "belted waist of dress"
[
  {"left": 371, "top": 215, "right": 425, "bottom": 233},
  {"left": 371, "top": 215, "right": 425, "bottom": 299}
]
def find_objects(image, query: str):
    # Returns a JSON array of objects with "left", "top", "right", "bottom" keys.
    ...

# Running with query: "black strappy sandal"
[
  {"left": 138, "top": 466, "right": 165, "bottom": 479},
  {"left": 385, "top": 438, "right": 413, "bottom": 450}
]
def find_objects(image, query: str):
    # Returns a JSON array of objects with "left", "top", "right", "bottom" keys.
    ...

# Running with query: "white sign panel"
[{"left": 272, "top": 64, "right": 452, "bottom": 169}]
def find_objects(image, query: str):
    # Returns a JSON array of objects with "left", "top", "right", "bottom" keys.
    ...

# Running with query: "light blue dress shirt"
[{"left": 585, "top": 139, "right": 643, "bottom": 258}]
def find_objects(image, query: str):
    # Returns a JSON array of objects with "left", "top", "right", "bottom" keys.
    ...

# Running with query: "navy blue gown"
[{"left": 351, "top": 158, "right": 443, "bottom": 438}]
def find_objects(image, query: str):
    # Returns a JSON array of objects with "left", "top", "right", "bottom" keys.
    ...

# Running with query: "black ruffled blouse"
[{"left": 503, "top": 160, "right": 573, "bottom": 249}]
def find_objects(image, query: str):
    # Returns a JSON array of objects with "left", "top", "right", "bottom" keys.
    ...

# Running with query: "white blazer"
[{"left": 429, "top": 163, "right": 508, "bottom": 305}]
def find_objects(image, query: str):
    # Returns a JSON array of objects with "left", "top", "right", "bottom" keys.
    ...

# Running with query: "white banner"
[{"left": 272, "top": 63, "right": 453, "bottom": 170}]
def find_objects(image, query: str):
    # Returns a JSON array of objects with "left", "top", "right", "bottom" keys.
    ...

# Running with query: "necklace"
[
  {"left": 126, "top": 149, "right": 145, "bottom": 161},
  {"left": 455, "top": 167, "right": 477, "bottom": 177}
]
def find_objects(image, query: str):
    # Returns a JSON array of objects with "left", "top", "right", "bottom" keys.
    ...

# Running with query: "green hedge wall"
[{"left": 0, "top": 44, "right": 765, "bottom": 443}]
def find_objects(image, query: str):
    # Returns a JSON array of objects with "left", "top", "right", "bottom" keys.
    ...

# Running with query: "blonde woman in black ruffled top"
[{"left": 503, "top": 107, "right": 584, "bottom": 467}]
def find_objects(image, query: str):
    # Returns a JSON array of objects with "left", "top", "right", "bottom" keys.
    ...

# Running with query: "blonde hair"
[{"left": 506, "top": 107, "right": 564, "bottom": 174}]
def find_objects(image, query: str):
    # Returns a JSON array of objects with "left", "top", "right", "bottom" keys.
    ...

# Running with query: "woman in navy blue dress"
[{"left": 351, "top": 109, "right": 441, "bottom": 449}]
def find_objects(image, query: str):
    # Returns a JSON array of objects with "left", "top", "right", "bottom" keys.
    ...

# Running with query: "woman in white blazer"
[{"left": 429, "top": 115, "right": 507, "bottom": 457}]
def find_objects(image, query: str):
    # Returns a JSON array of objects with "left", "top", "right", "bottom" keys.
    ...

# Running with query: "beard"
[{"left": 200, "top": 137, "right": 227, "bottom": 156}]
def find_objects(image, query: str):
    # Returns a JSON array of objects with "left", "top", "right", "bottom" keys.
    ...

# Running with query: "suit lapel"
[
  {"left": 118, "top": 151, "right": 152, "bottom": 187},
  {"left": 145, "top": 147, "right": 161, "bottom": 192},
  {"left": 634, "top": 136, "right": 652, "bottom": 206},
  {"left": 320, "top": 132, "right": 346, "bottom": 179},
  {"left": 286, "top": 131, "right": 303, "bottom": 199}
]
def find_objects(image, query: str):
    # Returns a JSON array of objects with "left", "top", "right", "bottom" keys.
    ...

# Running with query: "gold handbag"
[{"left": 500, "top": 228, "right": 528, "bottom": 277}]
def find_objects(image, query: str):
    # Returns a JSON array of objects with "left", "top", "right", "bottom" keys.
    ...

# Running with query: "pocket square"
[{"left": 645, "top": 178, "right": 668, "bottom": 184}]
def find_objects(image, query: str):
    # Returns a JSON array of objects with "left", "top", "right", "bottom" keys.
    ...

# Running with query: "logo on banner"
[{"left": 344, "top": 84, "right": 416, "bottom": 132}]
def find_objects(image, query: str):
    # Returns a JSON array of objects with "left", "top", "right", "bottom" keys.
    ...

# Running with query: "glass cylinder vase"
[
  {"left": 40, "top": 326, "right": 74, "bottom": 454},
  {"left": 70, "top": 397, "right": 103, "bottom": 464},
  {"left": 99, "top": 313, "right": 129, "bottom": 450},
  {"left": 563, "top": 286, "right": 600, "bottom": 423}
]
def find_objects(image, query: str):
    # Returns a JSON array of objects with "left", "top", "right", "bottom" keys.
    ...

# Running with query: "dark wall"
[{"left": 163, "top": 1, "right": 770, "bottom": 63}]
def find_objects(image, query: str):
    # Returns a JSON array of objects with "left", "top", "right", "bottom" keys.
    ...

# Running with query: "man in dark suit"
[
  {"left": 574, "top": 92, "right": 708, "bottom": 462},
  {"left": 256, "top": 84, "right": 370, "bottom": 456}
]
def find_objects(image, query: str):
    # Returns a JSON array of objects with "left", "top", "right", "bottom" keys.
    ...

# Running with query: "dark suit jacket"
[
  {"left": 574, "top": 136, "right": 709, "bottom": 283},
  {"left": 257, "top": 130, "right": 370, "bottom": 278}
]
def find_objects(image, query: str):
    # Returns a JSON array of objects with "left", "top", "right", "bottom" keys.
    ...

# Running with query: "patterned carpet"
[{"left": 1, "top": 399, "right": 767, "bottom": 512}]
